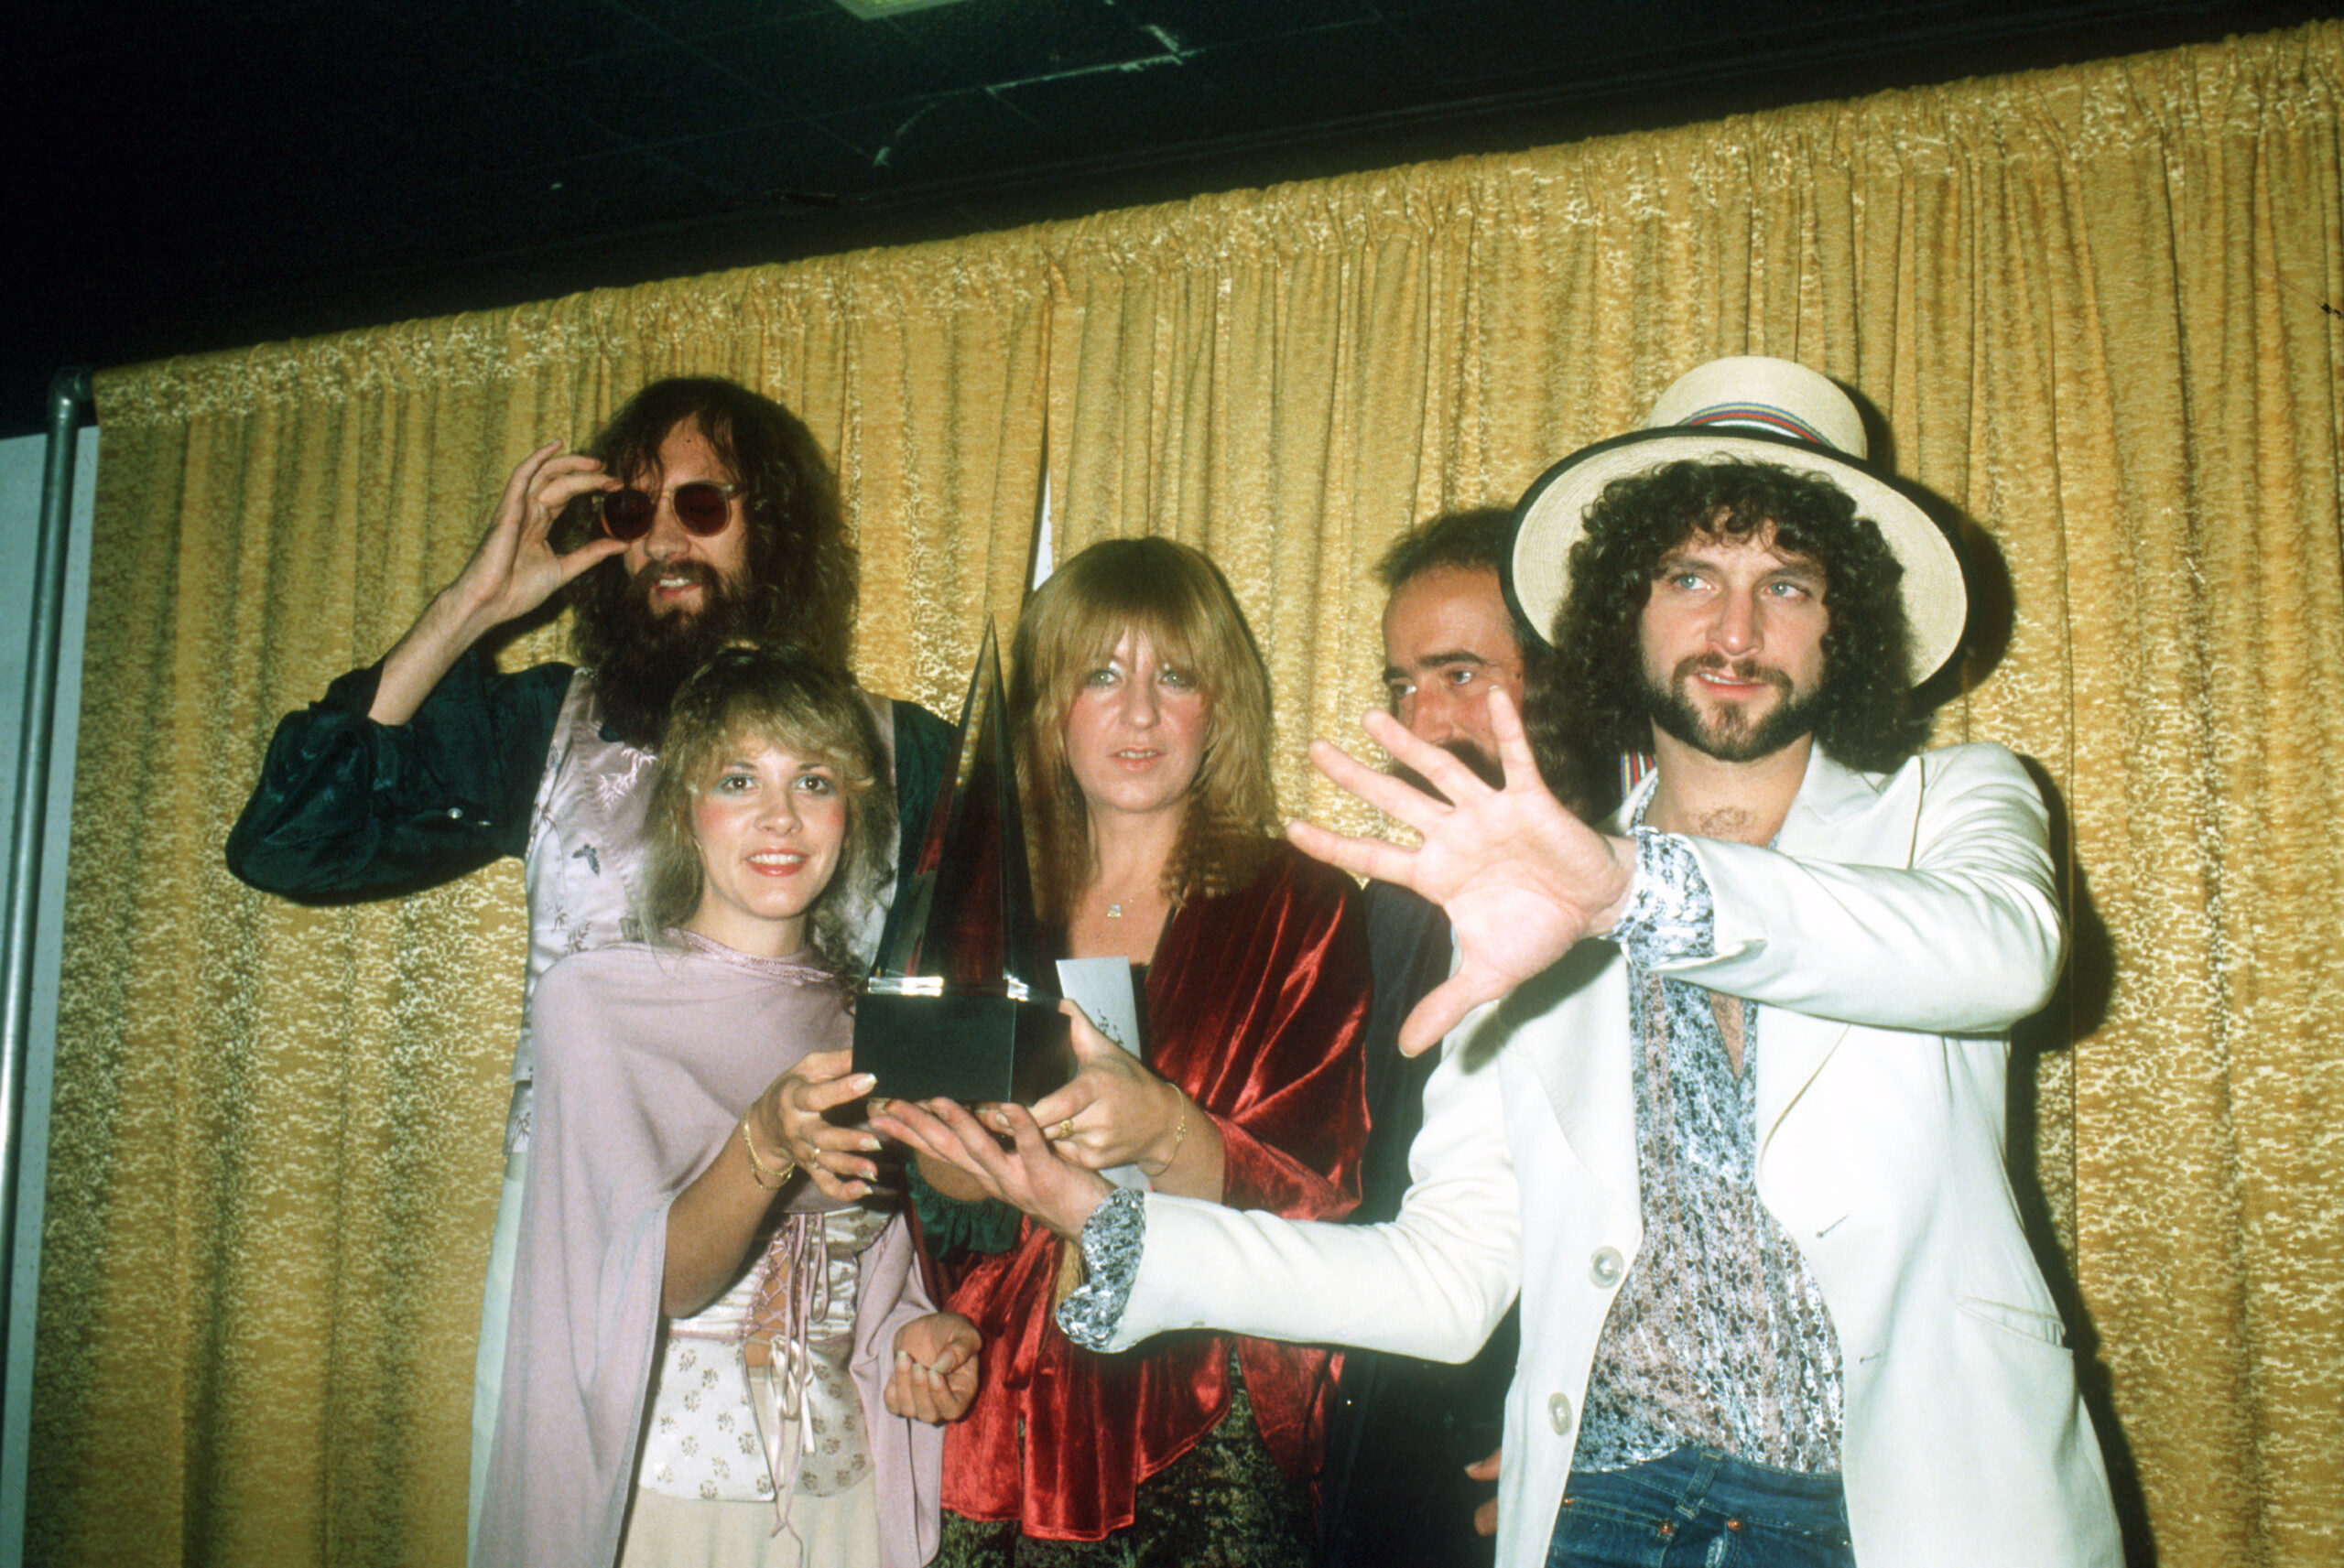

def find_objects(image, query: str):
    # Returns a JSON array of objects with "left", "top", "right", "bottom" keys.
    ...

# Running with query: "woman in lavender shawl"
[{"left": 480, "top": 645, "right": 978, "bottom": 1568}]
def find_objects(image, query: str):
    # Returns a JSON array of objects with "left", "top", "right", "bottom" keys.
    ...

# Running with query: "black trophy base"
[{"left": 853, "top": 989, "right": 1075, "bottom": 1107}]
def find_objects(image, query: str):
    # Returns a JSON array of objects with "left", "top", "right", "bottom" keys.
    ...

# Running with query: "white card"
[
  {"left": 1055, "top": 957, "right": 1149, "bottom": 1189},
  {"left": 1055, "top": 957, "right": 1142, "bottom": 1056}
]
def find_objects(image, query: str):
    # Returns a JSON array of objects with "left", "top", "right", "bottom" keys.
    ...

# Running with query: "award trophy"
[{"left": 853, "top": 621, "right": 1074, "bottom": 1104}]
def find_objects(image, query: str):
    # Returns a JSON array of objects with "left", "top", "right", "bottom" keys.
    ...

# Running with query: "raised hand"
[
  {"left": 367, "top": 441, "right": 626, "bottom": 725},
  {"left": 752, "top": 1048, "right": 884, "bottom": 1203},
  {"left": 445, "top": 441, "right": 627, "bottom": 628},
  {"left": 1286, "top": 688, "right": 1637, "bottom": 1054}
]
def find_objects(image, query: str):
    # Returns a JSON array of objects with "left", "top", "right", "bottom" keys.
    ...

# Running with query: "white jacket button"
[
  {"left": 1590, "top": 1246, "right": 1625, "bottom": 1287},
  {"left": 1547, "top": 1392, "right": 1574, "bottom": 1435}
]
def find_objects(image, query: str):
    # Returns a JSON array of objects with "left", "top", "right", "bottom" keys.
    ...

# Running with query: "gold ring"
[{"left": 1054, "top": 1119, "right": 1076, "bottom": 1141}]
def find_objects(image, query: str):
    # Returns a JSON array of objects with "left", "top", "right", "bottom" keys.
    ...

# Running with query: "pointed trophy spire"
[
  {"left": 872, "top": 620, "right": 1048, "bottom": 993},
  {"left": 855, "top": 619, "right": 1072, "bottom": 1103}
]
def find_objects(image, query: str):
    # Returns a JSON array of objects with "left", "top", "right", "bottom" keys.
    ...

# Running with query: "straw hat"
[{"left": 1505, "top": 356, "right": 1965, "bottom": 685}]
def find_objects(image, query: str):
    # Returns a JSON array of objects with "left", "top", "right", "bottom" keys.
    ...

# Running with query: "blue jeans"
[{"left": 1545, "top": 1447, "right": 1856, "bottom": 1568}]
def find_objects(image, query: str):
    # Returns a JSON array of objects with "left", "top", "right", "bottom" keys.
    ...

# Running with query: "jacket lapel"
[
  {"left": 1509, "top": 777, "right": 1652, "bottom": 1207},
  {"left": 1754, "top": 752, "right": 1884, "bottom": 1154},
  {"left": 1512, "top": 753, "right": 1914, "bottom": 1195},
  {"left": 1514, "top": 940, "right": 1637, "bottom": 1206}
]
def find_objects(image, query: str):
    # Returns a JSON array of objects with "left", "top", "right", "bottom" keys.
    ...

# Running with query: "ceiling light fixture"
[{"left": 830, "top": 0, "right": 971, "bottom": 17}]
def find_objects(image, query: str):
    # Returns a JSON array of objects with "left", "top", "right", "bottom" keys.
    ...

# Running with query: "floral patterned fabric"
[{"left": 1576, "top": 828, "right": 1845, "bottom": 1474}]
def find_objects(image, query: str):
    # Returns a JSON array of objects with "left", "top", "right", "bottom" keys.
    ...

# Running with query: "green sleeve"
[
  {"left": 906, "top": 1159, "right": 1025, "bottom": 1260},
  {"left": 224, "top": 649, "right": 573, "bottom": 900},
  {"left": 875, "top": 698, "right": 954, "bottom": 958}
]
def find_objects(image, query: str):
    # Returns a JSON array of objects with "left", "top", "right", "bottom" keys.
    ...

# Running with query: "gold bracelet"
[
  {"left": 1140, "top": 1088, "right": 1190, "bottom": 1180},
  {"left": 740, "top": 1119, "right": 795, "bottom": 1191}
]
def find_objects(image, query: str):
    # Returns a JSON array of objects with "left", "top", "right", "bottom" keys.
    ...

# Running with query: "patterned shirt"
[
  {"left": 1573, "top": 827, "right": 1844, "bottom": 1474},
  {"left": 1059, "top": 825, "right": 1849, "bottom": 1476}
]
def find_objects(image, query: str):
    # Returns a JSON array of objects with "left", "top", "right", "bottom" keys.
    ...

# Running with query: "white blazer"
[{"left": 1103, "top": 743, "right": 2122, "bottom": 1568}]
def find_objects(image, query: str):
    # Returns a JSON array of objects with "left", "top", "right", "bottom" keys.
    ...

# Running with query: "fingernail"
[
  {"left": 852, "top": 1074, "right": 877, "bottom": 1092},
  {"left": 858, "top": 1136, "right": 882, "bottom": 1152},
  {"left": 988, "top": 1108, "right": 1012, "bottom": 1129},
  {"left": 895, "top": 1350, "right": 910, "bottom": 1366}
]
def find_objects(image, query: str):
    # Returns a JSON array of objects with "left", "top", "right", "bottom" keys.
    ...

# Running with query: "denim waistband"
[{"left": 1568, "top": 1444, "right": 1847, "bottom": 1529}]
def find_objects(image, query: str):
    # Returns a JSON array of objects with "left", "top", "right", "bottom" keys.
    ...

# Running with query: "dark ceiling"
[{"left": 9, "top": 0, "right": 2336, "bottom": 437}]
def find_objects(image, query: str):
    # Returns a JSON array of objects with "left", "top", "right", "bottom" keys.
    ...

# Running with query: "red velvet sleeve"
[{"left": 1145, "top": 844, "right": 1371, "bottom": 1220}]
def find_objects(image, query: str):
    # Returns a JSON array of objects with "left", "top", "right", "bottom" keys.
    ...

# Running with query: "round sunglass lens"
[
  {"left": 601, "top": 489, "right": 655, "bottom": 540},
  {"left": 673, "top": 482, "right": 732, "bottom": 534}
]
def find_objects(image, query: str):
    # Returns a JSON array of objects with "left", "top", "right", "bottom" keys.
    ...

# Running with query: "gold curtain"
[{"left": 37, "top": 21, "right": 2343, "bottom": 1567}]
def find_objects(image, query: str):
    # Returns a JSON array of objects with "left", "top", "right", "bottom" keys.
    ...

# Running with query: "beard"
[
  {"left": 1392, "top": 737, "right": 1507, "bottom": 803},
  {"left": 1642, "top": 654, "right": 1820, "bottom": 764},
  {"left": 585, "top": 559, "right": 756, "bottom": 748}
]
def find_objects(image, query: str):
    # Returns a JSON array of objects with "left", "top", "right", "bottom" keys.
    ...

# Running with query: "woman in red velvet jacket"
[{"left": 877, "top": 536, "right": 1373, "bottom": 1565}]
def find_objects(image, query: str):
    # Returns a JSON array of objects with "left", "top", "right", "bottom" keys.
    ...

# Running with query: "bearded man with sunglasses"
[{"left": 227, "top": 376, "right": 951, "bottom": 1557}]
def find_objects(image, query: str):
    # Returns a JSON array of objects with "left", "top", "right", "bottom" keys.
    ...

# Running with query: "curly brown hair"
[
  {"left": 1543, "top": 459, "right": 1927, "bottom": 775},
  {"left": 1009, "top": 537, "right": 1278, "bottom": 925},
  {"left": 639, "top": 645, "right": 895, "bottom": 976},
  {"left": 556, "top": 377, "right": 858, "bottom": 667}
]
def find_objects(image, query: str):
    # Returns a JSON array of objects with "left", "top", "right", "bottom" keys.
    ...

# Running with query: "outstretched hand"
[
  {"left": 869, "top": 1097, "right": 1112, "bottom": 1242},
  {"left": 1286, "top": 688, "right": 1637, "bottom": 1054}
]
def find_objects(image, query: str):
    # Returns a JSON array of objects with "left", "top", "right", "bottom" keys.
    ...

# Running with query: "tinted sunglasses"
[{"left": 598, "top": 481, "right": 741, "bottom": 541}]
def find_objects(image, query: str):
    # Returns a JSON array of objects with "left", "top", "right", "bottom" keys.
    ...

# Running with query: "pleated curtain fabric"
[{"left": 36, "top": 21, "right": 2343, "bottom": 1568}]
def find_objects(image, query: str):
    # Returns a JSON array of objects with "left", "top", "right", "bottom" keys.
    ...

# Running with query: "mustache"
[
  {"left": 1676, "top": 653, "right": 1793, "bottom": 695},
  {"left": 635, "top": 557, "right": 722, "bottom": 600},
  {"left": 1390, "top": 739, "right": 1505, "bottom": 802}
]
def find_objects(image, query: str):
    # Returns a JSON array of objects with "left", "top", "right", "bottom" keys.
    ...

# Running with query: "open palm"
[{"left": 1287, "top": 690, "right": 1635, "bottom": 1054}]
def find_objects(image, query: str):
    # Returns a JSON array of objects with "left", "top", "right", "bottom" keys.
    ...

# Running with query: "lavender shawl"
[{"left": 477, "top": 937, "right": 943, "bottom": 1568}]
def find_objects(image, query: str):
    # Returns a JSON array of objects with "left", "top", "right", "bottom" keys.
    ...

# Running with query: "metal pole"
[{"left": 1, "top": 364, "right": 92, "bottom": 1427}]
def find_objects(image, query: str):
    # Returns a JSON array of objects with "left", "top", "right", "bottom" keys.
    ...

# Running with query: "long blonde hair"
[
  {"left": 1009, "top": 537, "right": 1276, "bottom": 924},
  {"left": 640, "top": 645, "right": 894, "bottom": 972}
]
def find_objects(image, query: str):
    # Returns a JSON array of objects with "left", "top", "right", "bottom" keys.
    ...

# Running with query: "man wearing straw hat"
[{"left": 900, "top": 358, "right": 2122, "bottom": 1566}]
